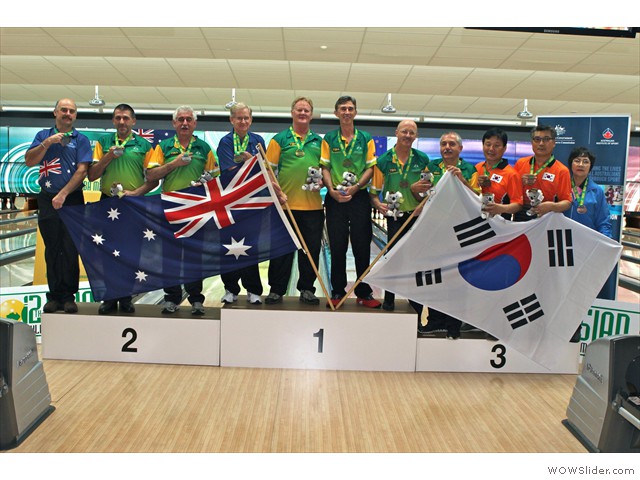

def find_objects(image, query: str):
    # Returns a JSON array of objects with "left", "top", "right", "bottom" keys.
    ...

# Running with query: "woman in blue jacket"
[{"left": 564, "top": 146, "right": 612, "bottom": 238}]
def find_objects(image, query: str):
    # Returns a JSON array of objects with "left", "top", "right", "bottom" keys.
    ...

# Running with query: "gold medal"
[{"left": 295, "top": 149, "right": 305, "bottom": 157}]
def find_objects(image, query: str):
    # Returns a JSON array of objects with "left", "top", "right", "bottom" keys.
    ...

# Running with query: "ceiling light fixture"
[
  {"left": 88, "top": 85, "right": 105, "bottom": 107},
  {"left": 225, "top": 88, "right": 237, "bottom": 110},
  {"left": 516, "top": 99, "right": 533, "bottom": 120},
  {"left": 381, "top": 93, "right": 396, "bottom": 114}
]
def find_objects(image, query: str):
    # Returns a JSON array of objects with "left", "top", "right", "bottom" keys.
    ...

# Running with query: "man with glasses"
[
  {"left": 146, "top": 106, "right": 220, "bottom": 315},
  {"left": 24, "top": 98, "right": 92, "bottom": 314},
  {"left": 514, "top": 125, "right": 571, "bottom": 221},
  {"left": 89, "top": 103, "right": 158, "bottom": 315}
]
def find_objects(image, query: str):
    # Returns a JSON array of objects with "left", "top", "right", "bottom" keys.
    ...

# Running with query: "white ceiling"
[{"left": 1, "top": 27, "right": 639, "bottom": 128}]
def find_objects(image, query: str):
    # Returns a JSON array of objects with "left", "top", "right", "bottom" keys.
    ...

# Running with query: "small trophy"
[
  {"left": 385, "top": 191, "right": 404, "bottom": 220},
  {"left": 110, "top": 183, "right": 124, "bottom": 198},
  {"left": 480, "top": 193, "right": 495, "bottom": 219},
  {"left": 419, "top": 171, "right": 434, "bottom": 198},
  {"left": 526, "top": 188, "right": 544, "bottom": 216},
  {"left": 191, "top": 171, "right": 214, "bottom": 187}
]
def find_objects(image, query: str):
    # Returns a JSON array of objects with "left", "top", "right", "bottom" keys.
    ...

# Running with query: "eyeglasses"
[
  {"left": 532, "top": 136, "right": 554, "bottom": 143},
  {"left": 572, "top": 158, "right": 591, "bottom": 165}
]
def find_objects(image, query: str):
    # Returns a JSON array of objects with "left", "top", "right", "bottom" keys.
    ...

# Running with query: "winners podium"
[{"left": 41, "top": 298, "right": 580, "bottom": 374}]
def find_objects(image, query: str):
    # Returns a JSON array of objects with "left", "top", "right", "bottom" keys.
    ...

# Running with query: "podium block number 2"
[{"left": 122, "top": 328, "right": 138, "bottom": 353}]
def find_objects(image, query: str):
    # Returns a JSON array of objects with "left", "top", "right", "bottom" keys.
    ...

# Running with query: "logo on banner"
[
  {"left": 602, "top": 128, "right": 614, "bottom": 140},
  {"left": 554, "top": 125, "right": 566, "bottom": 136}
]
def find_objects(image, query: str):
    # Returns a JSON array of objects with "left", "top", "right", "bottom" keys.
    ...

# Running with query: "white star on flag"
[
  {"left": 223, "top": 237, "right": 252, "bottom": 259},
  {"left": 135, "top": 270, "right": 148, "bottom": 282},
  {"left": 112, "top": 250, "right": 120, "bottom": 257},
  {"left": 92, "top": 234, "right": 105, "bottom": 245},
  {"left": 143, "top": 229, "right": 156, "bottom": 241},
  {"left": 45, "top": 181, "right": 51, "bottom": 188},
  {"left": 107, "top": 208, "right": 120, "bottom": 221}
]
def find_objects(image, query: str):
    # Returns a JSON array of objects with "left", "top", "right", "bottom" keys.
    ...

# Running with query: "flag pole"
[
  {"left": 334, "top": 191, "right": 432, "bottom": 311},
  {"left": 257, "top": 144, "right": 335, "bottom": 311}
]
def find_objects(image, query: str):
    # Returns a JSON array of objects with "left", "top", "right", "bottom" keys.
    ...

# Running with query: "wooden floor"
[{"left": 7, "top": 353, "right": 586, "bottom": 453}]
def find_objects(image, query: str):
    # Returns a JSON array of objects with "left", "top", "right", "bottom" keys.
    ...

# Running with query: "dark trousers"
[
  {"left": 384, "top": 213, "right": 416, "bottom": 304},
  {"left": 164, "top": 280, "right": 204, "bottom": 305},
  {"left": 38, "top": 189, "right": 84, "bottom": 303},
  {"left": 222, "top": 264, "right": 263, "bottom": 296},
  {"left": 268, "top": 209, "right": 324, "bottom": 295},
  {"left": 324, "top": 189, "right": 373, "bottom": 298}
]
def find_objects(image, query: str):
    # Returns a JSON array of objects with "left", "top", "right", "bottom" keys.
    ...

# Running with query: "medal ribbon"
[
  {"left": 392, "top": 147, "right": 414, "bottom": 186},
  {"left": 114, "top": 132, "right": 133, "bottom": 148},
  {"left": 339, "top": 129, "right": 359, "bottom": 159},
  {"left": 571, "top": 177, "right": 587, "bottom": 208},
  {"left": 529, "top": 155, "right": 555, "bottom": 176},
  {"left": 483, "top": 159, "right": 502, "bottom": 177},
  {"left": 173, "top": 135, "right": 195, "bottom": 155},
  {"left": 289, "top": 126, "right": 307, "bottom": 153},
  {"left": 233, "top": 132, "right": 250, "bottom": 155}
]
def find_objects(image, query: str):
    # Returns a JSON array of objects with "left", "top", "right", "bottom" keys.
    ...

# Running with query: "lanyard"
[
  {"left": 339, "top": 129, "right": 358, "bottom": 159},
  {"left": 530, "top": 156, "right": 554, "bottom": 175},
  {"left": 392, "top": 147, "right": 414, "bottom": 184},
  {"left": 173, "top": 135, "right": 195, "bottom": 155},
  {"left": 233, "top": 132, "right": 250, "bottom": 155},
  {"left": 571, "top": 177, "right": 588, "bottom": 207},
  {"left": 115, "top": 132, "right": 133, "bottom": 148},
  {"left": 483, "top": 159, "right": 502, "bottom": 176}
]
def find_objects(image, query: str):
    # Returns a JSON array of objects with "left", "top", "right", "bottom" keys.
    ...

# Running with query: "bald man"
[{"left": 370, "top": 120, "right": 431, "bottom": 311}]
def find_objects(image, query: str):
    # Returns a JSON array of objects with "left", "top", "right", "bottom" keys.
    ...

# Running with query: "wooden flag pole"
[
  {"left": 257, "top": 144, "right": 335, "bottom": 311},
  {"left": 334, "top": 192, "right": 432, "bottom": 311}
]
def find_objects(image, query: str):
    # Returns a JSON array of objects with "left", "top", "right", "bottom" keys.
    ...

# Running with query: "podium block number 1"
[{"left": 313, "top": 328, "right": 324, "bottom": 353}]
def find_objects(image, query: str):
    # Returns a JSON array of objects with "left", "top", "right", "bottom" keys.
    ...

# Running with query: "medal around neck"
[
  {"left": 60, "top": 135, "right": 71, "bottom": 146},
  {"left": 181, "top": 153, "right": 191, "bottom": 163},
  {"left": 113, "top": 147, "right": 124, "bottom": 157},
  {"left": 577, "top": 206, "right": 587, "bottom": 214}
]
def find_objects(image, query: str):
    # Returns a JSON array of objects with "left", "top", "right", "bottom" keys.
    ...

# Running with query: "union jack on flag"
[
  {"left": 162, "top": 154, "right": 274, "bottom": 238},
  {"left": 135, "top": 129, "right": 155, "bottom": 143},
  {"left": 39, "top": 157, "right": 62, "bottom": 179}
]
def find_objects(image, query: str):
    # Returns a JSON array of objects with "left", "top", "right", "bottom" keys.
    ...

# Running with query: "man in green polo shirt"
[
  {"left": 146, "top": 105, "right": 220, "bottom": 316},
  {"left": 265, "top": 96, "right": 324, "bottom": 305},
  {"left": 428, "top": 131, "right": 480, "bottom": 194},
  {"left": 320, "top": 95, "right": 381, "bottom": 309},
  {"left": 89, "top": 103, "right": 158, "bottom": 315},
  {"left": 370, "top": 119, "right": 431, "bottom": 311}
]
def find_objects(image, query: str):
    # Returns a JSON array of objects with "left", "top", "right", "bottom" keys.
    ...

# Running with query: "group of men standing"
[{"left": 25, "top": 96, "right": 574, "bottom": 332}]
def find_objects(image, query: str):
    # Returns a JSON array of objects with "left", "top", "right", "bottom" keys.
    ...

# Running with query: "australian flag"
[
  {"left": 59, "top": 154, "right": 300, "bottom": 301},
  {"left": 365, "top": 171, "right": 622, "bottom": 369}
]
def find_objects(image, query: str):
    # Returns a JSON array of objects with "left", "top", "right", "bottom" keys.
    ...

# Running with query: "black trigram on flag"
[
  {"left": 453, "top": 216, "right": 496, "bottom": 248},
  {"left": 503, "top": 294, "right": 544, "bottom": 330},
  {"left": 547, "top": 229, "right": 574, "bottom": 267},
  {"left": 415, "top": 269, "right": 442, "bottom": 287}
]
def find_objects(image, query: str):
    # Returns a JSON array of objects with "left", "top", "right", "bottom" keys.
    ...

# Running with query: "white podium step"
[
  {"left": 42, "top": 304, "right": 220, "bottom": 366},
  {"left": 220, "top": 297, "right": 417, "bottom": 371},
  {"left": 416, "top": 334, "right": 581, "bottom": 373}
]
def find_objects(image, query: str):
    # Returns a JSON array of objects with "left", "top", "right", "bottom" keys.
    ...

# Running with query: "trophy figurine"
[
  {"left": 110, "top": 183, "right": 124, "bottom": 198},
  {"left": 480, "top": 193, "right": 495, "bottom": 219},
  {"left": 191, "top": 170, "right": 214, "bottom": 187},
  {"left": 526, "top": 188, "right": 544, "bottom": 216},
  {"left": 419, "top": 171, "right": 434, "bottom": 198}
]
